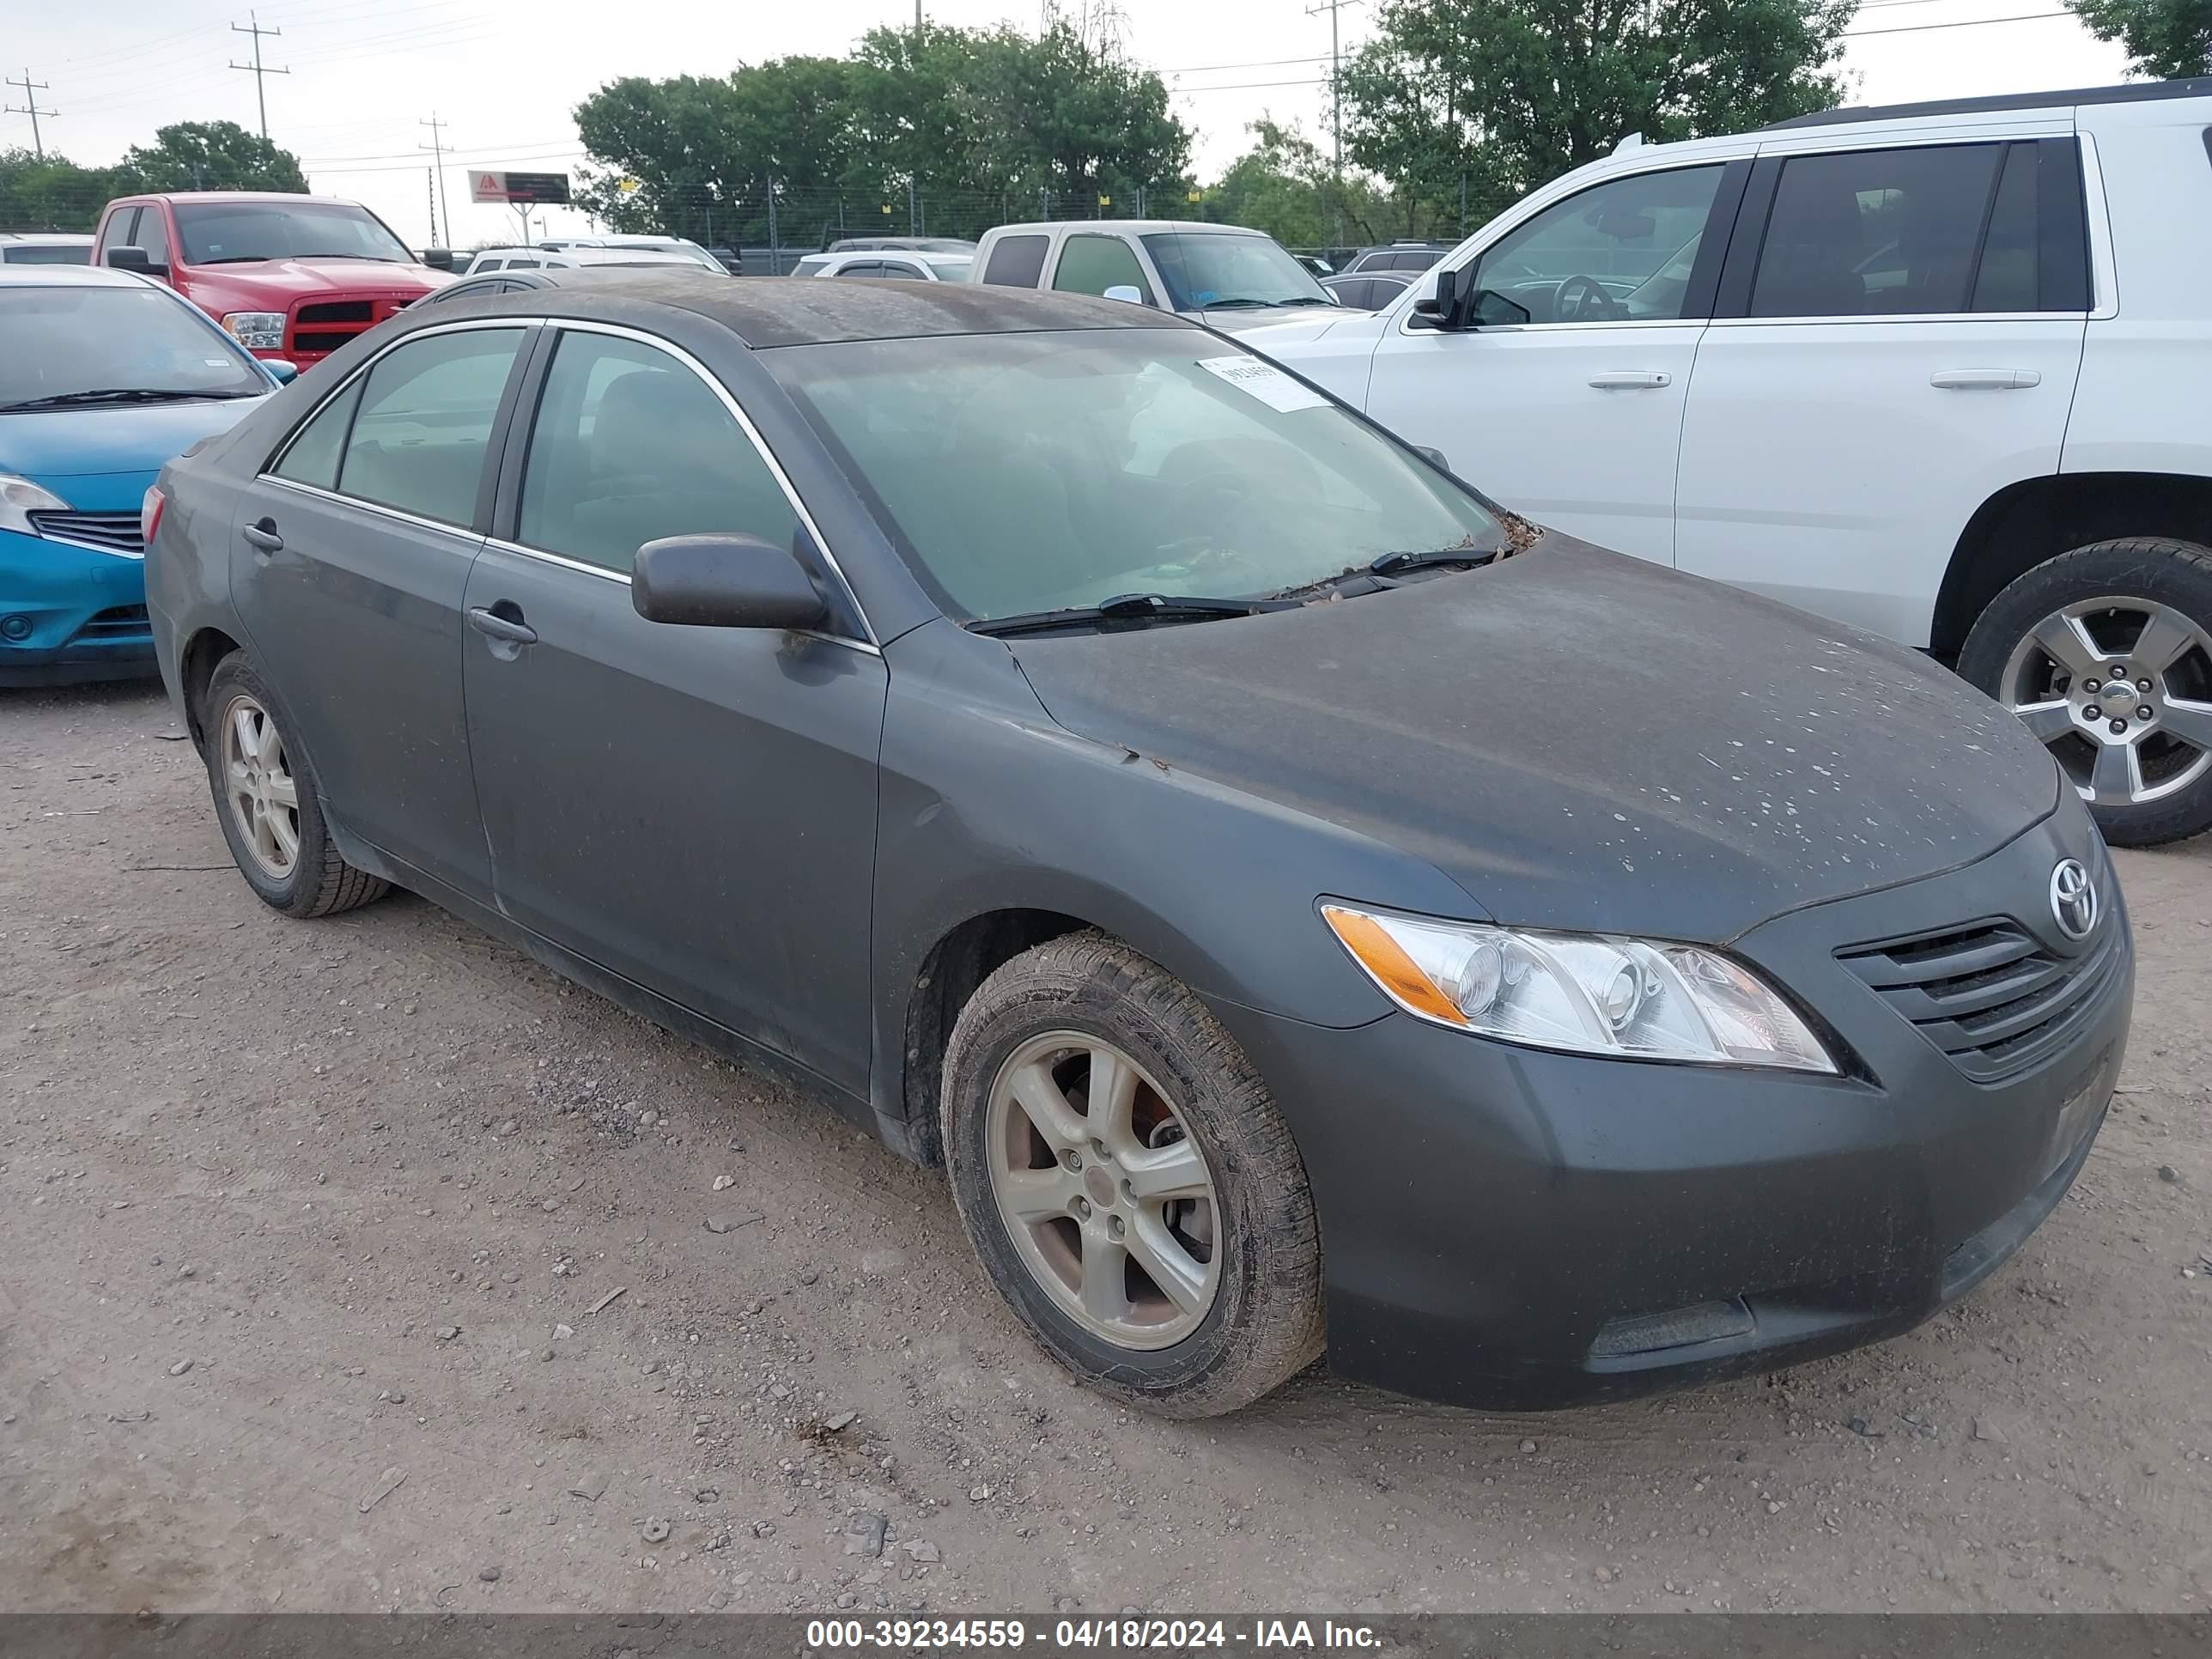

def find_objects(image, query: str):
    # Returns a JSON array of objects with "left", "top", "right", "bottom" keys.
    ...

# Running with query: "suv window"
[
  {"left": 333, "top": 327, "right": 524, "bottom": 526},
  {"left": 981, "top": 234, "right": 1049, "bottom": 288},
  {"left": 1751, "top": 143, "right": 2002, "bottom": 319},
  {"left": 518, "top": 331, "right": 801, "bottom": 574},
  {"left": 1052, "top": 234, "right": 1153, "bottom": 302},
  {"left": 1470, "top": 165, "right": 1724, "bottom": 324}
]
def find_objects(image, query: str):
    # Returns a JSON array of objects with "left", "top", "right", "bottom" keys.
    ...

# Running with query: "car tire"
[
  {"left": 200, "top": 651, "right": 390, "bottom": 918},
  {"left": 939, "top": 930, "right": 1323, "bottom": 1417},
  {"left": 1959, "top": 537, "right": 2212, "bottom": 848}
]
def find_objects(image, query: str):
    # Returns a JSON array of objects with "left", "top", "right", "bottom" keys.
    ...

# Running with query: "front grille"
[
  {"left": 286, "top": 295, "right": 411, "bottom": 357},
  {"left": 72, "top": 605, "right": 150, "bottom": 641},
  {"left": 27, "top": 509, "right": 143, "bottom": 555},
  {"left": 297, "top": 300, "right": 374, "bottom": 324},
  {"left": 1837, "top": 916, "right": 2121, "bottom": 1083}
]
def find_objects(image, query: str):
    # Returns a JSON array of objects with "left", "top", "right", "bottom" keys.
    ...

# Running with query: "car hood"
[
  {"left": 1006, "top": 536, "right": 2060, "bottom": 942},
  {"left": 180, "top": 258, "right": 446, "bottom": 299},
  {"left": 1182, "top": 306, "right": 1343, "bottom": 333},
  {"left": 1230, "top": 313, "right": 1356, "bottom": 349},
  {"left": 0, "top": 398, "right": 267, "bottom": 488}
]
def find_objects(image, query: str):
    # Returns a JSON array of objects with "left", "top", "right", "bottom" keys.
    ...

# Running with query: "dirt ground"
[{"left": 3, "top": 680, "right": 2208, "bottom": 1618}]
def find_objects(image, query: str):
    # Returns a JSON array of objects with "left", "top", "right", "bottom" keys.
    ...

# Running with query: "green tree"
[
  {"left": 1340, "top": 0, "right": 1855, "bottom": 227},
  {"left": 1202, "top": 120, "right": 1400, "bottom": 247},
  {"left": 2064, "top": 0, "right": 2210, "bottom": 76},
  {"left": 115, "top": 120, "right": 307, "bottom": 193},
  {"left": 0, "top": 148, "right": 125, "bottom": 230}
]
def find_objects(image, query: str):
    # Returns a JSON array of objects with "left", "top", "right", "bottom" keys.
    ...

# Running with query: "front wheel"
[
  {"left": 939, "top": 932, "right": 1323, "bottom": 1417},
  {"left": 1960, "top": 538, "right": 2212, "bottom": 847}
]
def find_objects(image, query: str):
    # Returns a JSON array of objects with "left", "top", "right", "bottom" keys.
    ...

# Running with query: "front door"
[
  {"left": 1363, "top": 161, "right": 1738, "bottom": 565},
  {"left": 1674, "top": 137, "right": 2090, "bottom": 643},
  {"left": 232, "top": 321, "right": 531, "bottom": 898},
  {"left": 461, "top": 324, "right": 887, "bottom": 1093}
]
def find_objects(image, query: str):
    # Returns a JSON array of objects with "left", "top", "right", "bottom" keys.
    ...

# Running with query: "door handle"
[
  {"left": 465, "top": 605, "right": 538, "bottom": 646},
  {"left": 1930, "top": 368, "right": 2042, "bottom": 390},
  {"left": 1588, "top": 371, "right": 1671, "bottom": 390},
  {"left": 241, "top": 520, "right": 283, "bottom": 554}
]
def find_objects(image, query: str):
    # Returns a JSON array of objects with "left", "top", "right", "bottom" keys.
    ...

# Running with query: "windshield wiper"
[
  {"left": 0, "top": 388, "right": 234, "bottom": 411},
  {"left": 194, "top": 255, "right": 273, "bottom": 264},
  {"left": 1269, "top": 296, "right": 1334, "bottom": 307},
  {"left": 1368, "top": 546, "right": 1500, "bottom": 577},
  {"left": 967, "top": 592, "right": 1281, "bottom": 638},
  {"left": 1198, "top": 298, "right": 1270, "bottom": 309}
]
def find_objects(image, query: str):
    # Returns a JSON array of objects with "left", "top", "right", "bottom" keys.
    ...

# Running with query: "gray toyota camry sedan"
[{"left": 144, "top": 277, "right": 2132, "bottom": 1416}]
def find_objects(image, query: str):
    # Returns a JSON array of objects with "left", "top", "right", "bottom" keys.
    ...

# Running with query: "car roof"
[
  {"left": 115, "top": 191, "right": 349, "bottom": 206},
  {"left": 0, "top": 231, "right": 92, "bottom": 243},
  {"left": 449, "top": 272, "right": 1195, "bottom": 348},
  {"left": 0, "top": 262, "right": 154, "bottom": 289},
  {"left": 1764, "top": 76, "right": 2212, "bottom": 129},
  {"left": 986, "top": 220, "right": 1266, "bottom": 238}
]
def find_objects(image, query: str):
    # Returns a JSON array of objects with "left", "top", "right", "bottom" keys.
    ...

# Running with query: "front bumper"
[
  {"left": 1224, "top": 805, "right": 2132, "bottom": 1410},
  {"left": 0, "top": 526, "right": 155, "bottom": 686}
]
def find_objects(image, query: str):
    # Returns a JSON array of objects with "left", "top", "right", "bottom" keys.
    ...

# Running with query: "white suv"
[{"left": 1252, "top": 79, "right": 2212, "bottom": 845}]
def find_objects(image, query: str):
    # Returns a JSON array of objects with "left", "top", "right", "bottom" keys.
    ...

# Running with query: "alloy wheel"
[
  {"left": 220, "top": 693, "right": 301, "bottom": 879},
  {"left": 2000, "top": 596, "right": 2212, "bottom": 806},
  {"left": 984, "top": 1031, "right": 1221, "bottom": 1351}
]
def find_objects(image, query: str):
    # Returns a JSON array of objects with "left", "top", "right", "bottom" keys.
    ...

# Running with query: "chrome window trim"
[
  {"left": 262, "top": 315, "right": 537, "bottom": 483},
  {"left": 262, "top": 474, "right": 488, "bottom": 542},
  {"left": 520, "top": 317, "right": 879, "bottom": 649}
]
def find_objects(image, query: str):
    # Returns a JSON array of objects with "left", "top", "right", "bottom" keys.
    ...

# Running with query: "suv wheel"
[
  {"left": 201, "top": 652, "right": 391, "bottom": 917},
  {"left": 1960, "top": 538, "right": 2212, "bottom": 847},
  {"left": 939, "top": 931, "right": 1323, "bottom": 1417}
]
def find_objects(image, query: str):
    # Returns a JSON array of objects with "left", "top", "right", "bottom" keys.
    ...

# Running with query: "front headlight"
[
  {"left": 0, "top": 473, "right": 70, "bottom": 536},
  {"left": 222, "top": 312, "right": 287, "bottom": 350},
  {"left": 1322, "top": 902, "right": 1838, "bottom": 1073}
]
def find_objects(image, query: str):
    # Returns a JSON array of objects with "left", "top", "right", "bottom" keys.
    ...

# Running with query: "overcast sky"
[{"left": 12, "top": 0, "right": 2132, "bottom": 247}]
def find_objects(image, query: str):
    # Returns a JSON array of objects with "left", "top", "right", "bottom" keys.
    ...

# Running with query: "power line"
[
  {"left": 5, "top": 68, "right": 56, "bottom": 159},
  {"left": 229, "top": 9, "right": 289, "bottom": 140}
]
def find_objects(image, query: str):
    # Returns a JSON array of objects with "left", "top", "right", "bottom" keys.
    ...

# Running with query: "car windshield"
[
  {"left": 174, "top": 200, "right": 413, "bottom": 265},
  {"left": 1140, "top": 233, "right": 1334, "bottom": 311},
  {"left": 772, "top": 328, "right": 1503, "bottom": 622},
  {"left": 0, "top": 285, "right": 267, "bottom": 407}
]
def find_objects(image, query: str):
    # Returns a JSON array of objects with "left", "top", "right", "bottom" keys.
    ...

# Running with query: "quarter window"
[
  {"left": 981, "top": 234, "right": 1049, "bottom": 288},
  {"left": 1750, "top": 144, "right": 2001, "bottom": 319},
  {"left": 1052, "top": 234, "right": 1153, "bottom": 303},
  {"left": 517, "top": 331, "right": 801, "bottom": 575},
  {"left": 333, "top": 327, "right": 524, "bottom": 526},
  {"left": 273, "top": 378, "right": 366, "bottom": 490},
  {"left": 1469, "top": 165, "right": 1724, "bottom": 324}
]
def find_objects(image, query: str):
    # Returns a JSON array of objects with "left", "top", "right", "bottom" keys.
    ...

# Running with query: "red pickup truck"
[{"left": 93, "top": 191, "right": 448, "bottom": 369}]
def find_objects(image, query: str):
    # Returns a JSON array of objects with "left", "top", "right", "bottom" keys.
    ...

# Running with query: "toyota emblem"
[{"left": 2049, "top": 859, "right": 2098, "bottom": 941}]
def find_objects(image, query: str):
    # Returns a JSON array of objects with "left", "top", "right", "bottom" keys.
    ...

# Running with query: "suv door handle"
[
  {"left": 241, "top": 520, "right": 283, "bottom": 553},
  {"left": 1930, "top": 368, "right": 2042, "bottom": 390},
  {"left": 465, "top": 605, "right": 538, "bottom": 646},
  {"left": 1588, "top": 371, "right": 1671, "bottom": 390}
]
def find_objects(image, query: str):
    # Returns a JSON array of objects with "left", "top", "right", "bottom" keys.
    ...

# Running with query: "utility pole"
[
  {"left": 4, "top": 69, "right": 54, "bottom": 161},
  {"left": 229, "top": 11, "right": 289, "bottom": 143},
  {"left": 1304, "top": 0, "right": 1362, "bottom": 250},
  {"left": 417, "top": 113, "right": 453, "bottom": 247}
]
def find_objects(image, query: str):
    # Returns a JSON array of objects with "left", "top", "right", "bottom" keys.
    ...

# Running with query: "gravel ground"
[{"left": 3, "top": 681, "right": 2208, "bottom": 1616}]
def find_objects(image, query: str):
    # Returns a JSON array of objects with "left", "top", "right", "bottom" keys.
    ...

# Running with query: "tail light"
[{"left": 142, "top": 484, "right": 167, "bottom": 550}]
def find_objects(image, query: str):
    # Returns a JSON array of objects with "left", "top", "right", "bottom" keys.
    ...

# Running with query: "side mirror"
[
  {"left": 106, "top": 246, "right": 170, "bottom": 280},
  {"left": 1411, "top": 264, "right": 1460, "bottom": 330},
  {"left": 1101, "top": 283, "right": 1146, "bottom": 306},
  {"left": 421, "top": 247, "right": 457, "bottom": 271},
  {"left": 264, "top": 360, "right": 300, "bottom": 385},
  {"left": 632, "top": 533, "right": 829, "bottom": 631}
]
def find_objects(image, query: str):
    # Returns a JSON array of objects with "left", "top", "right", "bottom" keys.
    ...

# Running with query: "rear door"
[
  {"left": 1362, "top": 159, "right": 1743, "bottom": 564},
  {"left": 1673, "top": 133, "right": 2090, "bottom": 643},
  {"left": 234, "top": 320, "right": 532, "bottom": 901},
  {"left": 461, "top": 322, "right": 887, "bottom": 1091}
]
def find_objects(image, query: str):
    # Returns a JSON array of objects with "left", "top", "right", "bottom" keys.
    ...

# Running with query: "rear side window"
[
  {"left": 1751, "top": 144, "right": 1999, "bottom": 318},
  {"left": 517, "top": 331, "right": 801, "bottom": 574},
  {"left": 981, "top": 234, "right": 1049, "bottom": 288},
  {"left": 1052, "top": 234, "right": 1153, "bottom": 302},
  {"left": 273, "top": 378, "right": 366, "bottom": 489},
  {"left": 334, "top": 327, "right": 525, "bottom": 526},
  {"left": 507, "top": 258, "right": 540, "bottom": 270}
]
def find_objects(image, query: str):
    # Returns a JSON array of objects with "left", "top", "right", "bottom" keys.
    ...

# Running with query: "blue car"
[{"left": 2, "top": 264, "right": 285, "bottom": 685}]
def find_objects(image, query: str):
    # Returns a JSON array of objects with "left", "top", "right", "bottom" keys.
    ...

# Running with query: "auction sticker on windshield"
[{"left": 1196, "top": 355, "right": 1329, "bottom": 414}]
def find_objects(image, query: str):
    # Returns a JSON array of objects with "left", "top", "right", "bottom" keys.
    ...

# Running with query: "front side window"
[
  {"left": 174, "top": 201, "right": 413, "bottom": 267},
  {"left": 518, "top": 331, "right": 800, "bottom": 574},
  {"left": 333, "top": 327, "right": 524, "bottom": 526},
  {"left": 1750, "top": 144, "right": 2002, "bottom": 319},
  {"left": 137, "top": 210, "right": 172, "bottom": 268},
  {"left": 0, "top": 286, "right": 269, "bottom": 410},
  {"left": 772, "top": 330, "right": 1502, "bottom": 622},
  {"left": 1140, "top": 232, "right": 1332, "bottom": 313},
  {"left": 981, "top": 234, "right": 1049, "bottom": 288},
  {"left": 1052, "top": 234, "right": 1153, "bottom": 303},
  {"left": 1470, "top": 165, "right": 1723, "bottom": 325}
]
